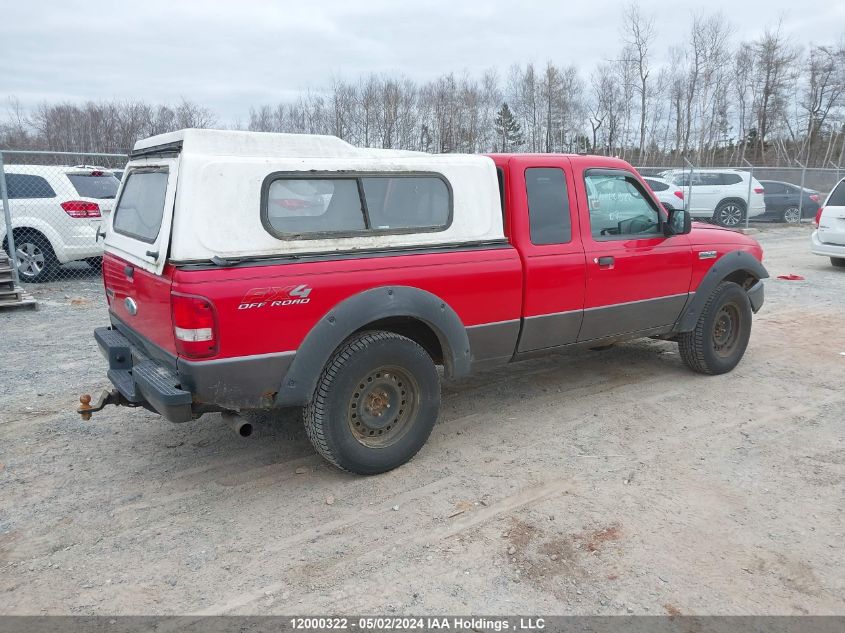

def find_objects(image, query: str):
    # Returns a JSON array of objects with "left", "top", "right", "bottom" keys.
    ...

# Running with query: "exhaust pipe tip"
[{"left": 223, "top": 412, "right": 253, "bottom": 438}]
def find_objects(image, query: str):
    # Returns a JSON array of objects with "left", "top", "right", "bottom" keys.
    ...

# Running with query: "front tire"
[
  {"left": 304, "top": 331, "right": 440, "bottom": 474},
  {"left": 831, "top": 257, "right": 845, "bottom": 268},
  {"left": 713, "top": 201, "right": 746, "bottom": 228},
  {"left": 678, "top": 281, "right": 753, "bottom": 375}
]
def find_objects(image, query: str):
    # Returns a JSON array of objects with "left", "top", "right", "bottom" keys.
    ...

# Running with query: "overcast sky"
[{"left": 2, "top": 0, "right": 843, "bottom": 123}]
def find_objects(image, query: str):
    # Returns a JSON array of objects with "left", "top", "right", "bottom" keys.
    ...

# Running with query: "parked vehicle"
[
  {"left": 758, "top": 180, "right": 821, "bottom": 223},
  {"left": 660, "top": 169, "right": 766, "bottom": 228},
  {"left": 811, "top": 177, "right": 845, "bottom": 268},
  {"left": 1, "top": 165, "right": 119, "bottom": 281},
  {"left": 643, "top": 176, "right": 686, "bottom": 211},
  {"left": 80, "top": 129, "right": 768, "bottom": 474}
]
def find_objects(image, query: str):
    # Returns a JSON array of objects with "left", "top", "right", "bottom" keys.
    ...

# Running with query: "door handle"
[{"left": 595, "top": 256, "right": 615, "bottom": 266}]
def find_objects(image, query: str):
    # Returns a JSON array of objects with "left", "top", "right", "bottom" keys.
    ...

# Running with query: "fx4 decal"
[{"left": 238, "top": 285, "right": 312, "bottom": 310}]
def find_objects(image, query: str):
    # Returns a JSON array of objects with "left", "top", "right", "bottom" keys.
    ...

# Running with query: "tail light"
[
  {"left": 814, "top": 207, "right": 824, "bottom": 227},
  {"left": 674, "top": 190, "right": 685, "bottom": 200},
  {"left": 61, "top": 200, "right": 101, "bottom": 218},
  {"left": 809, "top": 194, "right": 820, "bottom": 203},
  {"left": 171, "top": 293, "right": 218, "bottom": 358},
  {"left": 753, "top": 187, "right": 764, "bottom": 194}
]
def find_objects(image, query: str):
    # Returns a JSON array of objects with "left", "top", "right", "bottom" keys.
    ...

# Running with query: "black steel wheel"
[
  {"left": 304, "top": 330, "right": 440, "bottom": 474},
  {"left": 679, "top": 281, "right": 753, "bottom": 375}
]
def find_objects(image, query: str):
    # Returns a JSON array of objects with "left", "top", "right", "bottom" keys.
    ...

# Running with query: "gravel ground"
[{"left": 0, "top": 224, "right": 843, "bottom": 616}]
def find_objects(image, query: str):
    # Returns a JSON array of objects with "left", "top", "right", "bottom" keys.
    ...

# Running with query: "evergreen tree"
[{"left": 494, "top": 102, "right": 523, "bottom": 152}]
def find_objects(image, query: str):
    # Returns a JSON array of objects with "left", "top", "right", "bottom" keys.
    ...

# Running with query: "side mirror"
[{"left": 664, "top": 208, "right": 692, "bottom": 236}]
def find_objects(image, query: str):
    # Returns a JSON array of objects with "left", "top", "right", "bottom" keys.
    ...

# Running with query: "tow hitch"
[{"left": 77, "top": 389, "right": 130, "bottom": 420}]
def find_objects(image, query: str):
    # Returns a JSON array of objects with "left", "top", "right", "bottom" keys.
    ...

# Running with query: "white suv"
[
  {"left": 811, "top": 178, "right": 845, "bottom": 268},
  {"left": 1, "top": 165, "right": 119, "bottom": 282},
  {"left": 660, "top": 169, "right": 766, "bottom": 228}
]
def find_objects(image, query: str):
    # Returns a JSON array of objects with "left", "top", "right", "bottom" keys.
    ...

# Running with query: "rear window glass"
[
  {"left": 67, "top": 174, "right": 119, "bottom": 199},
  {"left": 362, "top": 177, "right": 449, "bottom": 230},
  {"left": 525, "top": 168, "right": 571, "bottom": 245},
  {"left": 263, "top": 174, "right": 451, "bottom": 238},
  {"left": 828, "top": 181, "right": 845, "bottom": 207},
  {"left": 721, "top": 173, "right": 743, "bottom": 185},
  {"left": 4, "top": 174, "right": 55, "bottom": 199},
  {"left": 645, "top": 178, "right": 669, "bottom": 192},
  {"left": 112, "top": 170, "right": 169, "bottom": 243}
]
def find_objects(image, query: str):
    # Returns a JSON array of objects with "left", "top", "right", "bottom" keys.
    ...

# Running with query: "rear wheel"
[
  {"left": 831, "top": 258, "right": 845, "bottom": 268},
  {"left": 678, "top": 281, "right": 753, "bottom": 375},
  {"left": 782, "top": 207, "right": 801, "bottom": 223},
  {"left": 304, "top": 331, "right": 440, "bottom": 474},
  {"left": 713, "top": 201, "right": 746, "bottom": 228},
  {"left": 4, "top": 232, "right": 58, "bottom": 283}
]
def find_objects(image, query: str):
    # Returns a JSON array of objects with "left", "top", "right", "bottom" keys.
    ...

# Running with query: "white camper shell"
[{"left": 105, "top": 129, "right": 504, "bottom": 274}]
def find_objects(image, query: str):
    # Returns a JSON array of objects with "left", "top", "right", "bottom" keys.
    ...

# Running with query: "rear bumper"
[
  {"left": 95, "top": 327, "right": 193, "bottom": 423},
  {"left": 811, "top": 231, "right": 845, "bottom": 258}
]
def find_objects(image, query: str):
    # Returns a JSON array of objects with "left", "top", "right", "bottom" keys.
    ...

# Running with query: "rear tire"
[
  {"left": 678, "top": 281, "right": 752, "bottom": 375},
  {"left": 3, "top": 231, "right": 58, "bottom": 283},
  {"left": 713, "top": 201, "right": 746, "bottom": 228},
  {"left": 831, "top": 257, "right": 845, "bottom": 268},
  {"left": 303, "top": 331, "right": 440, "bottom": 475},
  {"left": 782, "top": 207, "right": 801, "bottom": 223}
]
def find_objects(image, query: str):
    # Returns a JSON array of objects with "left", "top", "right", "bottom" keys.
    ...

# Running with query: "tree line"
[{"left": 2, "top": 5, "right": 844, "bottom": 168}]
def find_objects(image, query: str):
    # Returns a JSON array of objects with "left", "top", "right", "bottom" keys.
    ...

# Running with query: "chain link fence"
[
  {"left": 1, "top": 150, "right": 128, "bottom": 286},
  {"left": 636, "top": 163, "right": 843, "bottom": 229}
]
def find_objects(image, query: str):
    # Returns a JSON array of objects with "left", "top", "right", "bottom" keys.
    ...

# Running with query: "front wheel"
[
  {"left": 304, "top": 331, "right": 440, "bottom": 474},
  {"left": 713, "top": 201, "right": 746, "bottom": 228},
  {"left": 678, "top": 281, "right": 753, "bottom": 375}
]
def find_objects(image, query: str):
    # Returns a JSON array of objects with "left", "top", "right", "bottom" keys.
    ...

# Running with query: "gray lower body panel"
[
  {"left": 467, "top": 319, "right": 520, "bottom": 368},
  {"left": 178, "top": 351, "right": 295, "bottom": 410},
  {"left": 579, "top": 293, "right": 690, "bottom": 342},
  {"left": 517, "top": 310, "right": 583, "bottom": 353}
]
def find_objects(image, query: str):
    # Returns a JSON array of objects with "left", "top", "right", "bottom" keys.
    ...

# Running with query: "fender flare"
[
  {"left": 275, "top": 285, "right": 471, "bottom": 407},
  {"left": 677, "top": 250, "right": 769, "bottom": 332}
]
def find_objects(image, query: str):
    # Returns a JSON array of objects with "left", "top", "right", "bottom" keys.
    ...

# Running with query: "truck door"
[
  {"left": 502, "top": 156, "right": 586, "bottom": 353},
  {"left": 575, "top": 166, "right": 693, "bottom": 342}
]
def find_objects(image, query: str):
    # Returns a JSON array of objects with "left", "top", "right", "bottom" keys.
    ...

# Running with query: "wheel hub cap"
[
  {"left": 348, "top": 367, "right": 418, "bottom": 447},
  {"left": 15, "top": 242, "right": 45, "bottom": 276},
  {"left": 712, "top": 303, "right": 741, "bottom": 357}
]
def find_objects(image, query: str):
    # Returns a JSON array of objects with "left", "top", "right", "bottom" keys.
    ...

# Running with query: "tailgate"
[
  {"left": 102, "top": 155, "right": 180, "bottom": 357},
  {"left": 103, "top": 252, "right": 176, "bottom": 358},
  {"left": 818, "top": 206, "right": 845, "bottom": 246}
]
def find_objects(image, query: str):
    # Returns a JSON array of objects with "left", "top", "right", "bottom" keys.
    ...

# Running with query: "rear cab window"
[
  {"left": 525, "top": 167, "right": 571, "bottom": 245},
  {"left": 112, "top": 169, "right": 170, "bottom": 243},
  {"left": 261, "top": 173, "right": 452, "bottom": 239}
]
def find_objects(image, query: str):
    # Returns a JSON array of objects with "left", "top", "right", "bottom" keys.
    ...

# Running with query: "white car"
[
  {"left": 1, "top": 165, "right": 119, "bottom": 282},
  {"left": 660, "top": 169, "right": 766, "bottom": 228},
  {"left": 811, "top": 178, "right": 845, "bottom": 268},
  {"left": 643, "top": 176, "right": 687, "bottom": 212}
]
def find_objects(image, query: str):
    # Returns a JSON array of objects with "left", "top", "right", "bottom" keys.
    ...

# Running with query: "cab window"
[
  {"left": 584, "top": 171, "right": 661, "bottom": 240},
  {"left": 525, "top": 167, "right": 571, "bottom": 245}
]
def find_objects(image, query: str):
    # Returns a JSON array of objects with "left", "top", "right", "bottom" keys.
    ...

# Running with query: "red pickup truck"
[{"left": 81, "top": 130, "right": 767, "bottom": 474}]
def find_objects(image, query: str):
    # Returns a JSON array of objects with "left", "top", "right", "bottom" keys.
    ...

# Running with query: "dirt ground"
[{"left": 1, "top": 224, "right": 843, "bottom": 616}]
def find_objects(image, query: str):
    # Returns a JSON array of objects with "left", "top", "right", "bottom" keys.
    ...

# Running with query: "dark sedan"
[{"left": 758, "top": 180, "right": 821, "bottom": 223}]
